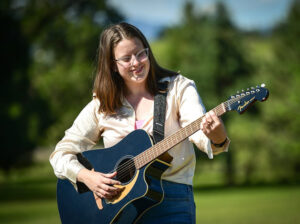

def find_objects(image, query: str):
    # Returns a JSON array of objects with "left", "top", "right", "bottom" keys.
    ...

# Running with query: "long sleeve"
[
  {"left": 175, "top": 76, "right": 229, "bottom": 159},
  {"left": 49, "top": 99, "right": 101, "bottom": 184}
]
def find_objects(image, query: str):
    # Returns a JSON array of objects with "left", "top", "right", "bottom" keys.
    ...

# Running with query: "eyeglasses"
[{"left": 115, "top": 48, "right": 149, "bottom": 68}]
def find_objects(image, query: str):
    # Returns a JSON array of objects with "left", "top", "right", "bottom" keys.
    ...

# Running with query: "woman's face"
[{"left": 113, "top": 37, "right": 150, "bottom": 88}]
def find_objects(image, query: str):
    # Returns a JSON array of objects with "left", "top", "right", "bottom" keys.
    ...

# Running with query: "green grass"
[
  {"left": 0, "top": 161, "right": 299, "bottom": 224},
  {"left": 0, "top": 162, "right": 60, "bottom": 224},
  {"left": 194, "top": 186, "right": 300, "bottom": 224},
  {"left": 0, "top": 200, "right": 59, "bottom": 224}
]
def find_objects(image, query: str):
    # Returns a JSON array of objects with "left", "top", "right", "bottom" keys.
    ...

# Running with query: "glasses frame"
[{"left": 114, "top": 48, "right": 149, "bottom": 68}]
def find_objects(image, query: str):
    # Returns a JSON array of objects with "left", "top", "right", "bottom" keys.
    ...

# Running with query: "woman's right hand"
[{"left": 77, "top": 168, "right": 122, "bottom": 199}]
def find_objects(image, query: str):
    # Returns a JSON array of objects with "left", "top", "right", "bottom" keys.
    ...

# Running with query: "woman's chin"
[{"left": 130, "top": 72, "right": 147, "bottom": 82}]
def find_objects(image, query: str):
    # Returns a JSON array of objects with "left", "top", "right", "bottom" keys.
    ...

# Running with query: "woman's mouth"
[{"left": 133, "top": 66, "right": 144, "bottom": 74}]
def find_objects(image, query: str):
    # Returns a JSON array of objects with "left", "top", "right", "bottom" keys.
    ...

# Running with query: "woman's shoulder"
[
  {"left": 75, "top": 94, "right": 101, "bottom": 118},
  {"left": 159, "top": 73, "right": 194, "bottom": 84},
  {"left": 79, "top": 96, "right": 100, "bottom": 115},
  {"left": 164, "top": 74, "right": 196, "bottom": 91}
]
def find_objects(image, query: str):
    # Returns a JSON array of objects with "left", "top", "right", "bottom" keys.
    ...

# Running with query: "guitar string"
[
  {"left": 108, "top": 94, "right": 246, "bottom": 181},
  {"left": 111, "top": 101, "right": 233, "bottom": 181},
  {"left": 110, "top": 106, "right": 224, "bottom": 181},
  {"left": 86, "top": 91, "right": 249, "bottom": 181},
  {"left": 111, "top": 113, "right": 207, "bottom": 180},
  {"left": 112, "top": 102, "right": 233, "bottom": 181}
]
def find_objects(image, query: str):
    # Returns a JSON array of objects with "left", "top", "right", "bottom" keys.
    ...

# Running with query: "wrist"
[
  {"left": 211, "top": 137, "right": 228, "bottom": 147},
  {"left": 77, "top": 168, "right": 90, "bottom": 183}
]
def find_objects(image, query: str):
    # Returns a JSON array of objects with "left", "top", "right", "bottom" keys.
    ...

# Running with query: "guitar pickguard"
[{"left": 105, "top": 170, "right": 140, "bottom": 205}]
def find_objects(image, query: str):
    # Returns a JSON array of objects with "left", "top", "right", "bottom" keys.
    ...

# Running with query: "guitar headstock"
[{"left": 227, "top": 84, "right": 269, "bottom": 114}]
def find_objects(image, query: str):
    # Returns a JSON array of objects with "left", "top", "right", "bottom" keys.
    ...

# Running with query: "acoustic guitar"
[{"left": 57, "top": 84, "right": 269, "bottom": 224}]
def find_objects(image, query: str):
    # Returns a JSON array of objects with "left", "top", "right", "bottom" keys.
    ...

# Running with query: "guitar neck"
[{"left": 134, "top": 102, "right": 228, "bottom": 169}]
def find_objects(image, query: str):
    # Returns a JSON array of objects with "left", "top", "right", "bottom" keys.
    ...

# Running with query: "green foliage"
[
  {"left": 261, "top": 0, "right": 300, "bottom": 182},
  {"left": 225, "top": 0, "right": 300, "bottom": 184},
  {"left": 2, "top": 0, "right": 299, "bottom": 186},
  {"left": 0, "top": 5, "right": 50, "bottom": 170},
  {"left": 155, "top": 1, "right": 253, "bottom": 185},
  {"left": 25, "top": 0, "right": 123, "bottom": 144},
  {"left": 0, "top": 0, "right": 123, "bottom": 170},
  {"left": 153, "top": 0, "right": 300, "bottom": 185},
  {"left": 157, "top": 2, "right": 253, "bottom": 109}
]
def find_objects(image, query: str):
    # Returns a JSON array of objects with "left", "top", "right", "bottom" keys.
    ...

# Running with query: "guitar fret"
[{"left": 134, "top": 102, "right": 229, "bottom": 169}]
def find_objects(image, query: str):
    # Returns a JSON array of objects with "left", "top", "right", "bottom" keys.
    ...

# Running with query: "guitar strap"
[
  {"left": 153, "top": 80, "right": 169, "bottom": 144},
  {"left": 76, "top": 80, "right": 169, "bottom": 193}
]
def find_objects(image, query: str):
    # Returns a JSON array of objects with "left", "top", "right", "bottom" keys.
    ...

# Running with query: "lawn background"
[{"left": 0, "top": 150, "right": 299, "bottom": 224}]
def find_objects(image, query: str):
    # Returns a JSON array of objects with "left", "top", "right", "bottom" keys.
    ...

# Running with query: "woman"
[{"left": 50, "top": 22, "right": 229, "bottom": 223}]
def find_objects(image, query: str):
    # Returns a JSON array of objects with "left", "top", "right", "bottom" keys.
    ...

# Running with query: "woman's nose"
[{"left": 130, "top": 55, "right": 140, "bottom": 66}]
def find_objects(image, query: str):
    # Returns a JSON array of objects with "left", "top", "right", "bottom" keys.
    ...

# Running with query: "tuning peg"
[{"left": 261, "top": 83, "right": 266, "bottom": 87}]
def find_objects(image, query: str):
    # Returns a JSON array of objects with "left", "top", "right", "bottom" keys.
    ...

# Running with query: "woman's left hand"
[{"left": 200, "top": 110, "right": 227, "bottom": 145}]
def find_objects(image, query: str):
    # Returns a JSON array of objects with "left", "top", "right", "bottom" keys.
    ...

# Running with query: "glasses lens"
[{"left": 136, "top": 48, "right": 148, "bottom": 62}]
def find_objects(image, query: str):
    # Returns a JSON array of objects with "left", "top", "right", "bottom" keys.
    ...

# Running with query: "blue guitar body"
[{"left": 57, "top": 129, "right": 172, "bottom": 224}]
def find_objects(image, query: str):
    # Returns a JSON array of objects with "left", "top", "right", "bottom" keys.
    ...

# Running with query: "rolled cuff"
[
  {"left": 211, "top": 137, "right": 230, "bottom": 155},
  {"left": 66, "top": 160, "right": 86, "bottom": 185}
]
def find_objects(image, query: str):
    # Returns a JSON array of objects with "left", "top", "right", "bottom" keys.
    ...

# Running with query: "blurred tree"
[
  {"left": 0, "top": 6, "right": 50, "bottom": 170},
  {"left": 263, "top": 0, "right": 300, "bottom": 183},
  {"left": 158, "top": 1, "right": 253, "bottom": 185},
  {"left": 26, "top": 0, "right": 123, "bottom": 144},
  {"left": 0, "top": 0, "right": 123, "bottom": 171},
  {"left": 213, "top": 2, "right": 254, "bottom": 186},
  {"left": 225, "top": 0, "right": 300, "bottom": 185}
]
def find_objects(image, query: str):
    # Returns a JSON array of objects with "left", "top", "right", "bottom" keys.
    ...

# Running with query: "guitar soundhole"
[{"left": 115, "top": 157, "right": 136, "bottom": 184}]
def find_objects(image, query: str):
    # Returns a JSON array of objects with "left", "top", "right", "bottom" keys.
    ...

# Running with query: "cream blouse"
[{"left": 50, "top": 75, "right": 229, "bottom": 186}]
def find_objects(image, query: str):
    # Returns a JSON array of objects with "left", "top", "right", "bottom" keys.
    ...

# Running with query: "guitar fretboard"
[{"left": 134, "top": 102, "right": 229, "bottom": 169}]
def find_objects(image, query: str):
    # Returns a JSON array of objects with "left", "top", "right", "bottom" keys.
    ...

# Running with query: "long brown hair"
[{"left": 93, "top": 22, "right": 177, "bottom": 115}]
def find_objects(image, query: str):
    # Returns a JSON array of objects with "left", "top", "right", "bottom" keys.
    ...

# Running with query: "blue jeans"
[{"left": 137, "top": 180, "right": 196, "bottom": 224}]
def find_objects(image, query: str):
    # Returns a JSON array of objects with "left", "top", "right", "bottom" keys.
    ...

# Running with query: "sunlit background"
[
  {"left": 109, "top": 0, "right": 293, "bottom": 40},
  {"left": 1, "top": 0, "right": 299, "bottom": 223}
]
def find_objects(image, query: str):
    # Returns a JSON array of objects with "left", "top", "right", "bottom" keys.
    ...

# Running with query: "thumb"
[{"left": 103, "top": 171, "right": 118, "bottom": 178}]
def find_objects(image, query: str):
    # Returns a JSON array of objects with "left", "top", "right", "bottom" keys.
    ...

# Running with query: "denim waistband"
[{"left": 161, "top": 180, "right": 193, "bottom": 196}]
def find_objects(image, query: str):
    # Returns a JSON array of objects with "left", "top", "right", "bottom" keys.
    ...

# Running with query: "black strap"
[
  {"left": 153, "top": 81, "right": 169, "bottom": 144},
  {"left": 76, "top": 154, "right": 93, "bottom": 193}
]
